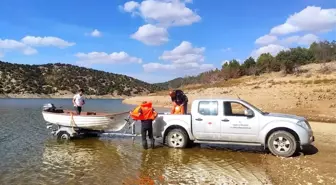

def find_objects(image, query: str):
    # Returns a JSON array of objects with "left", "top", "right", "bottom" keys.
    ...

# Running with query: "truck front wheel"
[
  {"left": 166, "top": 128, "right": 189, "bottom": 148},
  {"left": 267, "top": 130, "right": 298, "bottom": 157}
]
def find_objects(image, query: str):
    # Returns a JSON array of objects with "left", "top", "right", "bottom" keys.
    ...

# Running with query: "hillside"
[
  {"left": 0, "top": 61, "right": 164, "bottom": 97},
  {"left": 156, "top": 40, "right": 336, "bottom": 89},
  {"left": 124, "top": 62, "right": 336, "bottom": 123}
]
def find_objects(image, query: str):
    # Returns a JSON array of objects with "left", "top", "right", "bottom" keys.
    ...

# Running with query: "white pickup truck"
[{"left": 152, "top": 98, "right": 315, "bottom": 157}]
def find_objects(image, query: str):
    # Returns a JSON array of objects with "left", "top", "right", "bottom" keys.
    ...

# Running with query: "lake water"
[{"left": 0, "top": 98, "right": 272, "bottom": 184}]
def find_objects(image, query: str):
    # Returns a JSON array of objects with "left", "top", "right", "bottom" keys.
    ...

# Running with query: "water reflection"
[
  {"left": 39, "top": 138, "right": 137, "bottom": 185},
  {"left": 125, "top": 146, "right": 272, "bottom": 184}
]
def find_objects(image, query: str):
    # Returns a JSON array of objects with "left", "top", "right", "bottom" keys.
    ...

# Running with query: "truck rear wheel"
[
  {"left": 267, "top": 130, "right": 298, "bottom": 157},
  {"left": 166, "top": 128, "right": 189, "bottom": 148}
]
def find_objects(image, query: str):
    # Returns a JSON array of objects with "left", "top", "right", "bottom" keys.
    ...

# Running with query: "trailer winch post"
[{"left": 131, "top": 121, "right": 136, "bottom": 142}]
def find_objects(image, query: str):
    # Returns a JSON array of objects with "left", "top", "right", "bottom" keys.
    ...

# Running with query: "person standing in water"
[
  {"left": 72, "top": 89, "right": 85, "bottom": 115},
  {"left": 130, "top": 101, "right": 158, "bottom": 149}
]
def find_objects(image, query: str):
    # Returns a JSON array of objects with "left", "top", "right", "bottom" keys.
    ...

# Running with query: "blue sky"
[{"left": 0, "top": 0, "right": 335, "bottom": 83}]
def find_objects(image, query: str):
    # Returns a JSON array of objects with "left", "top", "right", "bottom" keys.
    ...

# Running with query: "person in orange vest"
[
  {"left": 130, "top": 101, "right": 158, "bottom": 149},
  {"left": 169, "top": 89, "right": 188, "bottom": 114}
]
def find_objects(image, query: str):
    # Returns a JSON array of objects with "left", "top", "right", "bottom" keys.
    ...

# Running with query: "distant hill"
[
  {"left": 0, "top": 61, "right": 164, "bottom": 96},
  {"left": 156, "top": 40, "right": 336, "bottom": 89},
  {"left": 155, "top": 76, "right": 205, "bottom": 89}
]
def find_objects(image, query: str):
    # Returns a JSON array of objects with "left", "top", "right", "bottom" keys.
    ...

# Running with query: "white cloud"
[
  {"left": 270, "top": 6, "right": 336, "bottom": 35},
  {"left": 255, "top": 33, "right": 319, "bottom": 47},
  {"left": 143, "top": 41, "right": 214, "bottom": 73},
  {"left": 75, "top": 51, "right": 143, "bottom": 65},
  {"left": 282, "top": 34, "right": 319, "bottom": 46},
  {"left": 255, "top": 34, "right": 278, "bottom": 45},
  {"left": 252, "top": 6, "right": 332, "bottom": 59},
  {"left": 0, "top": 51, "right": 4, "bottom": 58},
  {"left": 0, "top": 38, "right": 37, "bottom": 56},
  {"left": 131, "top": 24, "right": 168, "bottom": 45},
  {"left": 22, "top": 47, "right": 38, "bottom": 55},
  {"left": 123, "top": 0, "right": 201, "bottom": 27},
  {"left": 123, "top": 1, "right": 140, "bottom": 12},
  {"left": 160, "top": 41, "right": 205, "bottom": 63},
  {"left": 251, "top": 44, "right": 288, "bottom": 59},
  {"left": 90, "top": 29, "right": 102, "bottom": 37},
  {"left": 0, "top": 36, "right": 74, "bottom": 57},
  {"left": 143, "top": 62, "right": 213, "bottom": 73},
  {"left": 21, "top": 36, "right": 75, "bottom": 48},
  {"left": 122, "top": 0, "right": 201, "bottom": 45}
]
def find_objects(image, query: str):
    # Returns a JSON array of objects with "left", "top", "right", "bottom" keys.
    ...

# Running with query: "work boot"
[
  {"left": 150, "top": 139, "right": 155, "bottom": 149},
  {"left": 142, "top": 140, "right": 148, "bottom": 150}
]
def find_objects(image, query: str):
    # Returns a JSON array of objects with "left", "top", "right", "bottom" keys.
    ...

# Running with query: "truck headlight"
[{"left": 296, "top": 120, "right": 310, "bottom": 130}]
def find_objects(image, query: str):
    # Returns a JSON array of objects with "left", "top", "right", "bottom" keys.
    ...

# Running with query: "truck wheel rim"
[
  {"left": 273, "top": 136, "right": 291, "bottom": 153},
  {"left": 170, "top": 133, "right": 184, "bottom": 147}
]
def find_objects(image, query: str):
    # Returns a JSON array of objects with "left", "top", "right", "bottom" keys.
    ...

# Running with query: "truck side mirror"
[{"left": 244, "top": 109, "right": 254, "bottom": 117}]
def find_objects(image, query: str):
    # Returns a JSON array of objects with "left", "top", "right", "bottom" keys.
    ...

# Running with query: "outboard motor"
[{"left": 43, "top": 103, "right": 56, "bottom": 112}]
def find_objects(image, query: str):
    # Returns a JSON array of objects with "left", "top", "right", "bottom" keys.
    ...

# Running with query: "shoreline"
[
  {"left": 0, "top": 93, "right": 128, "bottom": 100},
  {"left": 123, "top": 98, "right": 336, "bottom": 124}
]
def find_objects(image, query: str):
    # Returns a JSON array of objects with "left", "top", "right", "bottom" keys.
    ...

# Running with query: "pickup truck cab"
[{"left": 152, "top": 98, "right": 315, "bottom": 157}]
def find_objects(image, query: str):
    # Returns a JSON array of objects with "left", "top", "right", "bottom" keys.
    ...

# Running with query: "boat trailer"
[{"left": 46, "top": 115, "right": 140, "bottom": 140}]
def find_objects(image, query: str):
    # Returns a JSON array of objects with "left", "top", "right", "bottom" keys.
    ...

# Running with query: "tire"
[
  {"left": 166, "top": 128, "right": 189, "bottom": 148},
  {"left": 57, "top": 131, "right": 71, "bottom": 140},
  {"left": 267, "top": 130, "right": 298, "bottom": 157}
]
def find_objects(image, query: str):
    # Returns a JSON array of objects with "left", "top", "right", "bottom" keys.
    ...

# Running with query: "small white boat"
[{"left": 42, "top": 103, "right": 130, "bottom": 131}]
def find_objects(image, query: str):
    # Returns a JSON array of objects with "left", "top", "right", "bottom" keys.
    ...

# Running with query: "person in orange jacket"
[
  {"left": 169, "top": 89, "right": 188, "bottom": 114},
  {"left": 130, "top": 101, "right": 158, "bottom": 149}
]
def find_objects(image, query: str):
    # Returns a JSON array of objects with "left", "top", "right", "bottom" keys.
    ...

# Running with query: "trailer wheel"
[
  {"left": 57, "top": 131, "right": 71, "bottom": 140},
  {"left": 167, "top": 128, "right": 189, "bottom": 148}
]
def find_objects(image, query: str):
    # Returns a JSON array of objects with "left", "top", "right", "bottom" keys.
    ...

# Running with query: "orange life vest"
[
  {"left": 130, "top": 102, "right": 157, "bottom": 120},
  {"left": 171, "top": 104, "right": 184, "bottom": 114}
]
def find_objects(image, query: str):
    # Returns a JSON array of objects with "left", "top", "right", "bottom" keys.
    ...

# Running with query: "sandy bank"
[{"left": 123, "top": 64, "right": 336, "bottom": 123}]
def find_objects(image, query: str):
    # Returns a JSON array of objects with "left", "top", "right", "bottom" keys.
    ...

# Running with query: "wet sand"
[{"left": 260, "top": 122, "right": 336, "bottom": 185}]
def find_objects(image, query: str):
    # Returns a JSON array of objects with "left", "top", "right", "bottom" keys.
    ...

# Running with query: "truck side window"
[
  {"left": 198, "top": 101, "right": 218, "bottom": 116},
  {"left": 223, "top": 102, "right": 248, "bottom": 116}
]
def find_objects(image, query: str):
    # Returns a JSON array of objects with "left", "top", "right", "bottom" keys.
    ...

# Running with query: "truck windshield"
[{"left": 240, "top": 100, "right": 267, "bottom": 115}]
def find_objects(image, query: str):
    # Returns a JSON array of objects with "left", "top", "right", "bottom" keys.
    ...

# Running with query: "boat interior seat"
[
  {"left": 51, "top": 109, "right": 64, "bottom": 113},
  {"left": 86, "top": 112, "right": 96, "bottom": 115}
]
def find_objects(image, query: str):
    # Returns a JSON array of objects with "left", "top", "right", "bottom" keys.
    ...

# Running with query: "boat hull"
[{"left": 42, "top": 111, "right": 130, "bottom": 131}]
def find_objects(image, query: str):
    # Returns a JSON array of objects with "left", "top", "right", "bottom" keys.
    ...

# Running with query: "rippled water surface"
[{"left": 0, "top": 98, "right": 272, "bottom": 184}]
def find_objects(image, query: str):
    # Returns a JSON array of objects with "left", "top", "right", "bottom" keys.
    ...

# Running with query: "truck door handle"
[
  {"left": 222, "top": 119, "right": 229, "bottom": 122},
  {"left": 195, "top": 118, "right": 203, "bottom": 121}
]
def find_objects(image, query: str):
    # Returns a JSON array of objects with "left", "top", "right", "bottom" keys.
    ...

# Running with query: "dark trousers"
[
  {"left": 141, "top": 120, "right": 154, "bottom": 149},
  {"left": 75, "top": 106, "right": 82, "bottom": 115},
  {"left": 183, "top": 103, "right": 188, "bottom": 114},
  {"left": 176, "top": 102, "right": 188, "bottom": 114}
]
